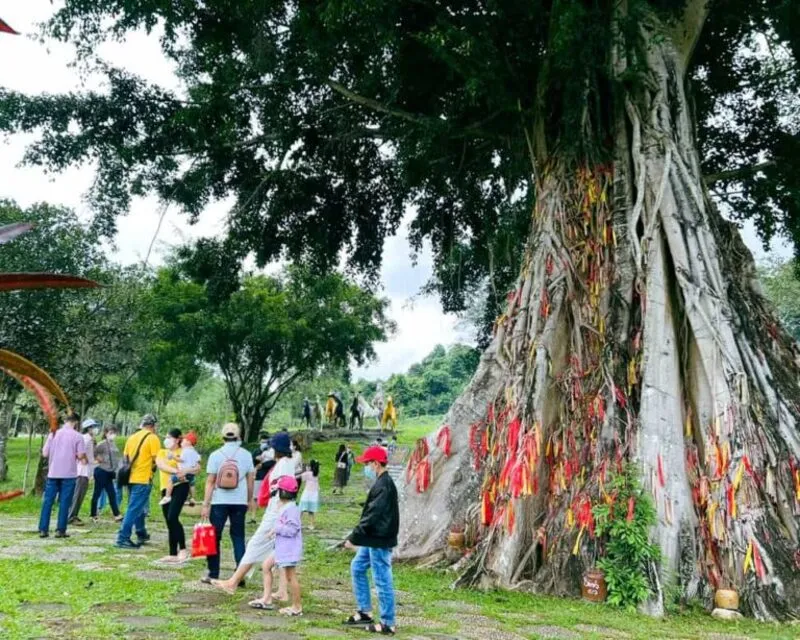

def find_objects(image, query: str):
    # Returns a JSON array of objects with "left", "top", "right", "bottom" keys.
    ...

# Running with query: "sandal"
[
  {"left": 344, "top": 612, "right": 374, "bottom": 625},
  {"left": 279, "top": 607, "right": 303, "bottom": 616},
  {"left": 365, "top": 623, "right": 396, "bottom": 635},
  {"left": 249, "top": 599, "right": 275, "bottom": 610},
  {"left": 209, "top": 579, "right": 237, "bottom": 595}
]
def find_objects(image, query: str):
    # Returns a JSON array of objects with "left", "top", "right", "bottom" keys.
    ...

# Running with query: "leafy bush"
[{"left": 592, "top": 464, "right": 660, "bottom": 610}]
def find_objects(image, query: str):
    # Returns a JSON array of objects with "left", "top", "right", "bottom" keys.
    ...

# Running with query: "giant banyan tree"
[{"left": 2, "top": 0, "right": 800, "bottom": 621}]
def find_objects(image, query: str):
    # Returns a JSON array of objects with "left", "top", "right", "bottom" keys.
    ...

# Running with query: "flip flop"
[
  {"left": 249, "top": 599, "right": 275, "bottom": 610},
  {"left": 279, "top": 607, "right": 303, "bottom": 616}
]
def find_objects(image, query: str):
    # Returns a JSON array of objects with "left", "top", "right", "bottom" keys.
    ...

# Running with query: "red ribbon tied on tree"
[{"left": 436, "top": 425, "right": 452, "bottom": 457}]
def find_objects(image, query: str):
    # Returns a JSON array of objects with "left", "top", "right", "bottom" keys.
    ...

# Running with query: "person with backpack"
[
  {"left": 200, "top": 422, "right": 255, "bottom": 583},
  {"left": 115, "top": 414, "right": 161, "bottom": 549}
]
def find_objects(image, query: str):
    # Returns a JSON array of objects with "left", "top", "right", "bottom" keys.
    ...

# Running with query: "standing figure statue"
[
  {"left": 372, "top": 383, "right": 385, "bottom": 430},
  {"left": 381, "top": 395, "right": 398, "bottom": 433},
  {"left": 311, "top": 396, "right": 323, "bottom": 430},
  {"left": 349, "top": 393, "right": 363, "bottom": 431},
  {"left": 302, "top": 397, "right": 312, "bottom": 429}
]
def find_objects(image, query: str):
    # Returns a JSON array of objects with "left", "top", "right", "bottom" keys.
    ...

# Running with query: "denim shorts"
[
  {"left": 171, "top": 473, "right": 196, "bottom": 486},
  {"left": 278, "top": 561, "right": 298, "bottom": 569}
]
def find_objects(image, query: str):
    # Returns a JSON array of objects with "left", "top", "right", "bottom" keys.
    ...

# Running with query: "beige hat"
[{"left": 221, "top": 422, "right": 240, "bottom": 440}]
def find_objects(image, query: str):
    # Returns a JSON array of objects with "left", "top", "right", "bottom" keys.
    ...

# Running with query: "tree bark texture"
[{"left": 397, "top": 10, "right": 800, "bottom": 621}]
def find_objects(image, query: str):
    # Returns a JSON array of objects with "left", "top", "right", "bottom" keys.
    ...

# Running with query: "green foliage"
[
  {"left": 759, "top": 258, "right": 800, "bottom": 341},
  {"left": 592, "top": 464, "right": 660, "bottom": 611},
  {"left": 359, "top": 344, "right": 479, "bottom": 417},
  {"left": 151, "top": 255, "right": 393, "bottom": 441},
  {"left": 6, "top": 1, "right": 797, "bottom": 341}
]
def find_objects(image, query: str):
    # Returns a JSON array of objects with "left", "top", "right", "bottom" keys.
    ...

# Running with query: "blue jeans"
[
  {"left": 351, "top": 546, "right": 396, "bottom": 627},
  {"left": 117, "top": 483, "right": 152, "bottom": 543},
  {"left": 38, "top": 477, "right": 77, "bottom": 534}
]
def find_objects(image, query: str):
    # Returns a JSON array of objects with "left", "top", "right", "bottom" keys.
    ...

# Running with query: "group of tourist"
[{"left": 37, "top": 411, "right": 400, "bottom": 634}]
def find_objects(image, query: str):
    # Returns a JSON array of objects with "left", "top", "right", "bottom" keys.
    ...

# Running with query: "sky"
[
  {"left": 0, "top": 4, "right": 792, "bottom": 382},
  {"left": 0, "top": 3, "right": 466, "bottom": 381}
]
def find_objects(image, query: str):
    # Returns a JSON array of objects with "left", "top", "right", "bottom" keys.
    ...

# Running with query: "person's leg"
[
  {"left": 369, "top": 547, "right": 396, "bottom": 630},
  {"left": 276, "top": 566, "right": 289, "bottom": 600},
  {"left": 134, "top": 484, "right": 153, "bottom": 541},
  {"left": 68, "top": 476, "right": 88, "bottom": 522},
  {"left": 159, "top": 478, "right": 174, "bottom": 504},
  {"left": 285, "top": 566, "right": 301, "bottom": 612},
  {"left": 161, "top": 490, "right": 176, "bottom": 555},
  {"left": 57, "top": 478, "right": 76, "bottom": 534},
  {"left": 38, "top": 478, "right": 58, "bottom": 534},
  {"left": 229, "top": 505, "right": 248, "bottom": 567},
  {"left": 117, "top": 483, "right": 148, "bottom": 544},
  {"left": 106, "top": 474, "right": 121, "bottom": 518},
  {"left": 261, "top": 555, "right": 276, "bottom": 602},
  {"left": 206, "top": 504, "right": 226, "bottom": 579},
  {"left": 350, "top": 545, "right": 373, "bottom": 617},
  {"left": 90, "top": 469, "right": 105, "bottom": 518},
  {"left": 168, "top": 482, "right": 190, "bottom": 557}
]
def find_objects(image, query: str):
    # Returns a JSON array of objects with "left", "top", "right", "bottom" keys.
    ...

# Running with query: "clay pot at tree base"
[
  {"left": 448, "top": 526, "right": 465, "bottom": 550},
  {"left": 581, "top": 568, "right": 607, "bottom": 603},
  {"left": 714, "top": 589, "right": 739, "bottom": 611}
]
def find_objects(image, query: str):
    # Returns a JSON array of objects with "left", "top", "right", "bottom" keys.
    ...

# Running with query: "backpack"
[{"left": 216, "top": 448, "right": 241, "bottom": 490}]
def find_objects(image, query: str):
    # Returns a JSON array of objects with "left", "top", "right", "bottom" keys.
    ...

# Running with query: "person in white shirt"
[{"left": 68, "top": 419, "right": 97, "bottom": 524}]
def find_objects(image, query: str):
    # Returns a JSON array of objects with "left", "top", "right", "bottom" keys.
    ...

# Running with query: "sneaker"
[
  {"left": 158, "top": 496, "right": 171, "bottom": 506},
  {"left": 54, "top": 531, "right": 70, "bottom": 539},
  {"left": 39, "top": 531, "right": 49, "bottom": 539},
  {"left": 115, "top": 539, "right": 141, "bottom": 550},
  {"left": 136, "top": 533, "right": 151, "bottom": 544},
  {"left": 114, "top": 514, "right": 124, "bottom": 523}
]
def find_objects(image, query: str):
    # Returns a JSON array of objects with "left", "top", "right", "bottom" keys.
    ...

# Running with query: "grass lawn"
[{"left": 0, "top": 416, "right": 793, "bottom": 639}]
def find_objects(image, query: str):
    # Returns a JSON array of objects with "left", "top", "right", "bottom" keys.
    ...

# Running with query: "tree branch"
[
  {"left": 672, "top": 0, "right": 711, "bottom": 67},
  {"left": 704, "top": 161, "right": 776, "bottom": 186}
]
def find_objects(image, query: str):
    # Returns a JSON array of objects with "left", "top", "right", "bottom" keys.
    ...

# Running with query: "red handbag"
[{"left": 191, "top": 522, "right": 217, "bottom": 558}]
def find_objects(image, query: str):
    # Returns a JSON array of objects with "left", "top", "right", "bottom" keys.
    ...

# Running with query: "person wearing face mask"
[
  {"left": 342, "top": 445, "right": 399, "bottom": 635},
  {"left": 68, "top": 419, "right": 99, "bottom": 525},
  {"left": 251, "top": 431, "right": 274, "bottom": 523},
  {"left": 90, "top": 425, "right": 123, "bottom": 523}
]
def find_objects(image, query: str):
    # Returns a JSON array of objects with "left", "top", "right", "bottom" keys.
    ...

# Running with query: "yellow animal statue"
[
  {"left": 325, "top": 392, "right": 336, "bottom": 425},
  {"left": 381, "top": 396, "right": 397, "bottom": 432}
]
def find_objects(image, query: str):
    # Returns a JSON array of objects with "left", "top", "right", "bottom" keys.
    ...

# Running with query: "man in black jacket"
[{"left": 343, "top": 445, "right": 399, "bottom": 635}]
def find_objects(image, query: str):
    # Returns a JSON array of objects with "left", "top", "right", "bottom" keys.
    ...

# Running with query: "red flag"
[{"left": 0, "top": 18, "right": 19, "bottom": 35}]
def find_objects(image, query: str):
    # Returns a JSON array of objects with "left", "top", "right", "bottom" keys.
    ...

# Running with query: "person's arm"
[
  {"left": 274, "top": 509, "right": 301, "bottom": 538},
  {"left": 200, "top": 474, "right": 216, "bottom": 519},
  {"left": 76, "top": 437, "right": 88, "bottom": 464},
  {"left": 155, "top": 452, "right": 178, "bottom": 474},
  {"left": 246, "top": 470, "right": 255, "bottom": 508},
  {"left": 42, "top": 433, "right": 54, "bottom": 458}
]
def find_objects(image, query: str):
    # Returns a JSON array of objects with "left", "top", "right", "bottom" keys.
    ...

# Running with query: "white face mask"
[
  {"left": 163, "top": 437, "right": 175, "bottom": 449},
  {"left": 107, "top": 434, "right": 116, "bottom": 442}
]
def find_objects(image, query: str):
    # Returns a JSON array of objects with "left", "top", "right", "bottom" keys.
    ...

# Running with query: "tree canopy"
[
  {"left": 151, "top": 257, "right": 393, "bottom": 441},
  {"left": 3, "top": 1, "right": 797, "bottom": 331}
]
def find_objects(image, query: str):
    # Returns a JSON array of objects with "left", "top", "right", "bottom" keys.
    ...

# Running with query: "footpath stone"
[
  {"left": 519, "top": 625, "right": 580, "bottom": 639},
  {"left": 133, "top": 569, "right": 180, "bottom": 582},
  {"left": 250, "top": 632, "right": 303, "bottom": 640},
  {"left": 440, "top": 600, "right": 482, "bottom": 613},
  {"left": 238, "top": 613, "right": 294, "bottom": 628},
  {"left": 461, "top": 628, "right": 527, "bottom": 640},
  {"left": 19, "top": 603, "right": 70, "bottom": 614},
  {"left": 174, "top": 590, "right": 227, "bottom": 605},
  {"left": 574, "top": 624, "right": 631, "bottom": 638},
  {"left": 711, "top": 608, "right": 744, "bottom": 621},
  {"left": 117, "top": 615, "right": 168, "bottom": 628}
]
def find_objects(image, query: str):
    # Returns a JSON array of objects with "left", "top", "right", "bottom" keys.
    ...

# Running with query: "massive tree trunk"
[{"left": 397, "top": 8, "right": 800, "bottom": 621}]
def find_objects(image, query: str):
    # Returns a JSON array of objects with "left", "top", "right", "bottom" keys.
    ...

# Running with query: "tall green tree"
[
  {"left": 153, "top": 259, "right": 392, "bottom": 442},
  {"left": 0, "top": 200, "right": 104, "bottom": 480},
  {"left": 4, "top": 0, "right": 800, "bottom": 618}
]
